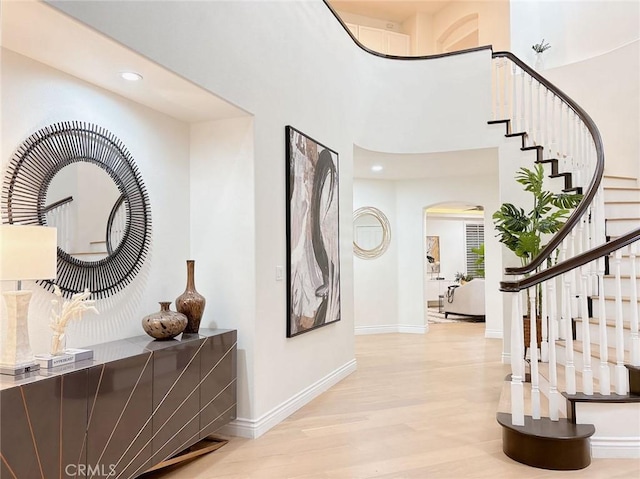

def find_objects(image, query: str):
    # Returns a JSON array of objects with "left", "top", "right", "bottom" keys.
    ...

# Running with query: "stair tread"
[
  {"left": 563, "top": 392, "right": 640, "bottom": 403},
  {"left": 604, "top": 174, "right": 638, "bottom": 180},
  {"left": 604, "top": 201, "right": 640, "bottom": 204},
  {"left": 557, "top": 339, "right": 631, "bottom": 363},
  {"left": 574, "top": 316, "right": 633, "bottom": 329},
  {"left": 604, "top": 186, "right": 640, "bottom": 191},
  {"left": 592, "top": 295, "right": 636, "bottom": 302},
  {"left": 606, "top": 217, "right": 640, "bottom": 221},
  {"left": 537, "top": 360, "right": 604, "bottom": 394},
  {"left": 497, "top": 412, "right": 595, "bottom": 439}
]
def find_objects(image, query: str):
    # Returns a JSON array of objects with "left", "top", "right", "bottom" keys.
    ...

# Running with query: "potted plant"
[
  {"left": 454, "top": 272, "right": 473, "bottom": 284},
  {"left": 532, "top": 39, "right": 551, "bottom": 70},
  {"left": 493, "top": 164, "right": 581, "bottom": 351},
  {"left": 470, "top": 243, "right": 485, "bottom": 278}
]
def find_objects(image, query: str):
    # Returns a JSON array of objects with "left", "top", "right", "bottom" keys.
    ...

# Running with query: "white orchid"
[{"left": 49, "top": 285, "right": 99, "bottom": 355}]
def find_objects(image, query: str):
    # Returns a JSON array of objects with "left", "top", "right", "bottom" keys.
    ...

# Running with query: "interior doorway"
[{"left": 423, "top": 201, "right": 485, "bottom": 324}]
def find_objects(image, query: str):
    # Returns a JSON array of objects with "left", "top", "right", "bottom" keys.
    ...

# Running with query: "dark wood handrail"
[
  {"left": 493, "top": 51, "right": 605, "bottom": 276},
  {"left": 42, "top": 196, "right": 73, "bottom": 214},
  {"left": 500, "top": 227, "right": 640, "bottom": 292},
  {"left": 322, "top": 0, "right": 492, "bottom": 60}
]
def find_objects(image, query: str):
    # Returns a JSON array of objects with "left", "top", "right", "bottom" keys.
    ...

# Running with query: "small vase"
[
  {"left": 50, "top": 332, "right": 66, "bottom": 356},
  {"left": 142, "top": 302, "right": 187, "bottom": 340},
  {"left": 176, "top": 260, "right": 206, "bottom": 334},
  {"left": 534, "top": 52, "right": 544, "bottom": 71}
]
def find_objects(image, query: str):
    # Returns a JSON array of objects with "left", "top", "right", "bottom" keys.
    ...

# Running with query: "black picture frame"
[{"left": 285, "top": 126, "right": 341, "bottom": 337}]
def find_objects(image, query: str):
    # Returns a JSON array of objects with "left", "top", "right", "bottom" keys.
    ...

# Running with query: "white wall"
[
  {"left": 1, "top": 49, "right": 191, "bottom": 354},
  {"left": 543, "top": 41, "right": 640, "bottom": 179},
  {"left": 510, "top": 0, "right": 640, "bottom": 70},
  {"left": 336, "top": 11, "right": 404, "bottom": 33},
  {"left": 47, "top": 0, "right": 502, "bottom": 433},
  {"left": 353, "top": 179, "right": 398, "bottom": 332},
  {"left": 189, "top": 118, "right": 256, "bottom": 420},
  {"left": 432, "top": 0, "right": 510, "bottom": 53},
  {"left": 395, "top": 172, "right": 502, "bottom": 337}
]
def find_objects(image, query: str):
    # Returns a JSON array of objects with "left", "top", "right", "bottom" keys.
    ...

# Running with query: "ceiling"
[
  {"left": 1, "top": 1, "right": 248, "bottom": 123},
  {"left": 330, "top": 0, "right": 451, "bottom": 23},
  {"left": 353, "top": 146, "right": 497, "bottom": 180}
]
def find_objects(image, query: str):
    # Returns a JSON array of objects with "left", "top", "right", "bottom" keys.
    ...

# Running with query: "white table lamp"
[{"left": 0, "top": 225, "right": 57, "bottom": 374}]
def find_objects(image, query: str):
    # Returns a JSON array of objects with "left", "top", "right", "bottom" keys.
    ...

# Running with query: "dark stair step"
[
  {"left": 497, "top": 412, "right": 595, "bottom": 470},
  {"left": 536, "top": 158, "right": 559, "bottom": 175},
  {"left": 488, "top": 119, "right": 512, "bottom": 135},
  {"left": 627, "top": 365, "right": 640, "bottom": 395},
  {"left": 506, "top": 132, "right": 528, "bottom": 148},
  {"left": 521, "top": 145, "right": 544, "bottom": 162},
  {"left": 549, "top": 172, "right": 575, "bottom": 191}
]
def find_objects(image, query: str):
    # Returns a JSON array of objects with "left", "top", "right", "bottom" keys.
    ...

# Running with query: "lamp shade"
[{"left": 0, "top": 225, "right": 57, "bottom": 281}]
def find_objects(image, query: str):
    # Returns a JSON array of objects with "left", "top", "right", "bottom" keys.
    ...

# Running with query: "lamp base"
[
  {"left": 0, "top": 361, "right": 40, "bottom": 376},
  {"left": 1, "top": 290, "right": 38, "bottom": 374}
]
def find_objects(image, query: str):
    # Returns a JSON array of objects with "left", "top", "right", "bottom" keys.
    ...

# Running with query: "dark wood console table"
[{"left": 0, "top": 329, "right": 237, "bottom": 478}]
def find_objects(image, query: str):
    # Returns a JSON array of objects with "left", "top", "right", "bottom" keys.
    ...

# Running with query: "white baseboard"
[
  {"left": 355, "top": 324, "right": 427, "bottom": 335},
  {"left": 502, "top": 352, "right": 511, "bottom": 364},
  {"left": 591, "top": 436, "right": 640, "bottom": 458},
  {"left": 484, "top": 329, "right": 503, "bottom": 339},
  {"left": 219, "top": 358, "right": 357, "bottom": 439}
]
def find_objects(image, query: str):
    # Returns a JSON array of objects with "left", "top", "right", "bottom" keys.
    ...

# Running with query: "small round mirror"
[{"left": 353, "top": 207, "right": 391, "bottom": 259}]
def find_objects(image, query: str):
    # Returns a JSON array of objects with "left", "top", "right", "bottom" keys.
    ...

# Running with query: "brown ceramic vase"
[
  {"left": 176, "top": 260, "right": 206, "bottom": 334},
  {"left": 142, "top": 302, "right": 187, "bottom": 340}
]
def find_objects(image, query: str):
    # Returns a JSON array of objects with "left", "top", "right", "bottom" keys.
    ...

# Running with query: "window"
[{"left": 465, "top": 223, "right": 484, "bottom": 278}]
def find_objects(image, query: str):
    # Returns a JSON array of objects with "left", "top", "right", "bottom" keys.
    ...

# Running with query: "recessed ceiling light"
[
  {"left": 120, "top": 71, "right": 143, "bottom": 82},
  {"left": 371, "top": 165, "right": 383, "bottom": 172}
]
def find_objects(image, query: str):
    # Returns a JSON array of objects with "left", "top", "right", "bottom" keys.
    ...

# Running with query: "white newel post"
[
  {"left": 510, "top": 290, "right": 525, "bottom": 426},
  {"left": 598, "top": 259, "right": 611, "bottom": 395},
  {"left": 529, "top": 287, "right": 540, "bottom": 419},
  {"left": 548, "top": 278, "right": 560, "bottom": 420}
]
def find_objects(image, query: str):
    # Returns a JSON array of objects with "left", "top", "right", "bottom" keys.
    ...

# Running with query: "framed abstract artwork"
[
  {"left": 426, "top": 236, "right": 441, "bottom": 274},
  {"left": 285, "top": 126, "right": 340, "bottom": 337}
]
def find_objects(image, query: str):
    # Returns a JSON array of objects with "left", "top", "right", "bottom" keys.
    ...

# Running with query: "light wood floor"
[{"left": 142, "top": 323, "right": 640, "bottom": 478}]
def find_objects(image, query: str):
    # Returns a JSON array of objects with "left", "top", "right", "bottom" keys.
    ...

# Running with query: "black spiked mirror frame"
[{"left": 1, "top": 121, "right": 152, "bottom": 298}]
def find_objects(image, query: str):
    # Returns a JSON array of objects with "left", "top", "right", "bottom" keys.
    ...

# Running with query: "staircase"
[{"left": 490, "top": 51, "right": 640, "bottom": 469}]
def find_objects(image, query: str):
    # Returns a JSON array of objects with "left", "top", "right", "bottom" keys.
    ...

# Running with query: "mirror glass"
[
  {"left": 354, "top": 213, "right": 384, "bottom": 250},
  {"left": 353, "top": 206, "right": 391, "bottom": 259},
  {"left": 45, "top": 162, "right": 126, "bottom": 261}
]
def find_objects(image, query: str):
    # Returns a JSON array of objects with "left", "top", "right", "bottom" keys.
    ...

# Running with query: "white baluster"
[
  {"left": 502, "top": 59, "right": 509, "bottom": 120},
  {"left": 550, "top": 95, "right": 557, "bottom": 159},
  {"left": 541, "top": 263, "right": 549, "bottom": 363},
  {"left": 528, "top": 75, "right": 533, "bottom": 138},
  {"left": 614, "top": 249, "right": 629, "bottom": 394},
  {"left": 511, "top": 63, "right": 518, "bottom": 129},
  {"left": 564, "top": 265, "right": 577, "bottom": 394},
  {"left": 511, "top": 290, "right": 525, "bottom": 426},
  {"left": 548, "top": 278, "right": 560, "bottom": 420},
  {"left": 598, "top": 258, "right": 611, "bottom": 394},
  {"left": 580, "top": 270, "right": 594, "bottom": 395},
  {"left": 493, "top": 60, "right": 499, "bottom": 120},
  {"left": 559, "top": 238, "right": 568, "bottom": 340},
  {"left": 535, "top": 82, "right": 541, "bottom": 146},
  {"left": 543, "top": 89, "right": 549, "bottom": 154},
  {"left": 520, "top": 68, "right": 525, "bottom": 133},
  {"left": 558, "top": 103, "right": 564, "bottom": 163},
  {"left": 630, "top": 242, "right": 639, "bottom": 366},
  {"left": 529, "top": 287, "right": 541, "bottom": 419}
]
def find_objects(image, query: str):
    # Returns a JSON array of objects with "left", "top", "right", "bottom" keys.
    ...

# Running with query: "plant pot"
[{"left": 523, "top": 315, "right": 542, "bottom": 349}]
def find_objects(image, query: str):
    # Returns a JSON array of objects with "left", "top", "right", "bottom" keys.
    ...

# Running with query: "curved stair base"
[{"left": 497, "top": 412, "right": 595, "bottom": 470}]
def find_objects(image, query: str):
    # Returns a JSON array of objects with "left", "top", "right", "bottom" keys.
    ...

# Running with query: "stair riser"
[
  {"left": 603, "top": 276, "right": 640, "bottom": 297},
  {"left": 576, "top": 321, "right": 632, "bottom": 350},
  {"left": 592, "top": 298, "right": 639, "bottom": 319},
  {"left": 602, "top": 177, "right": 639, "bottom": 188},
  {"left": 606, "top": 219, "right": 640, "bottom": 237},
  {"left": 607, "top": 257, "right": 640, "bottom": 276},
  {"left": 604, "top": 202, "right": 640, "bottom": 219},
  {"left": 556, "top": 344, "right": 631, "bottom": 381},
  {"left": 603, "top": 189, "right": 640, "bottom": 203}
]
